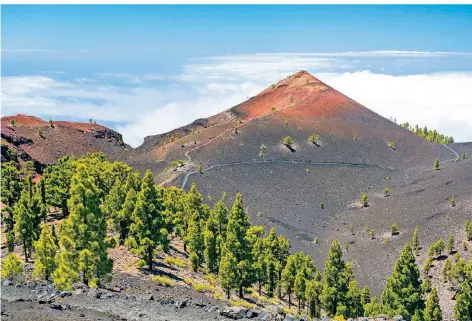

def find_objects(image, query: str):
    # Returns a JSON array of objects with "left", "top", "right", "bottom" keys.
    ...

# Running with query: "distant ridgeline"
[{"left": 400, "top": 122, "right": 454, "bottom": 144}]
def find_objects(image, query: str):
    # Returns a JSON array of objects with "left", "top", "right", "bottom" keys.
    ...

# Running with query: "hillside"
[
  {"left": 125, "top": 71, "right": 472, "bottom": 298},
  {"left": 1, "top": 115, "right": 130, "bottom": 171}
]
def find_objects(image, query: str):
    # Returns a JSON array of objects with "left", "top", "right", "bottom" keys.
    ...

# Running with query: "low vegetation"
[
  {"left": 400, "top": 122, "right": 454, "bottom": 144},
  {"left": 151, "top": 276, "right": 174, "bottom": 287}
]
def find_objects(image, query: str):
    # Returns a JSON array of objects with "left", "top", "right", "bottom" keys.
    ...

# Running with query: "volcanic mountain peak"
[{"left": 2, "top": 114, "right": 107, "bottom": 132}]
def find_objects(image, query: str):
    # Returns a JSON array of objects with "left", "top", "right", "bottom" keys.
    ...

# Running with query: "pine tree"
[
  {"left": 14, "top": 192, "right": 37, "bottom": 261},
  {"left": 52, "top": 235, "right": 79, "bottom": 290},
  {"left": 454, "top": 260, "right": 472, "bottom": 321},
  {"left": 446, "top": 235, "right": 455, "bottom": 254},
  {"left": 223, "top": 192, "right": 252, "bottom": 298},
  {"left": 114, "top": 188, "right": 137, "bottom": 242},
  {"left": 321, "top": 240, "right": 351, "bottom": 316},
  {"left": 205, "top": 199, "right": 228, "bottom": 267},
  {"left": 59, "top": 164, "right": 113, "bottom": 286},
  {"left": 346, "top": 280, "right": 364, "bottom": 318},
  {"left": 360, "top": 192, "right": 368, "bottom": 207},
  {"left": 183, "top": 183, "right": 207, "bottom": 252},
  {"left": 219, "top": 250, "right": 237, "bottom": 299},
  {"left": 103, "top": 178, "right": 126, "bottom": 220},
  {"left": 412, "top": 225, "right": 419, "bottom": 252},
  {"left": 443, "top": 258, "right": 452, "bottom": 281},
  {"left": 282, "top": 255, "right": 297, "bottom": 308},
  {"left": 37, "top": 176, "right": 46, "bottom": 205},
  {"left": 204, "top": 228, "right": 218, "bottom": 272},
  {"left": 1, "top": 161, "right": 22, "bottom": 231},
  {"left": 294, "top": 270, "right": 307, "bottom": 314},
  {"left": 6, "top": 230, "right": 15, "bottom": 253},
  {"left": 1, "top": 253, "right": 24, "bottom": 280},
  {"left": 381, "top": 244, "right": 424, "bottom": 318},
  {"left": 306, "top": 271, "right": 323, "bottom": 319},
  {"left": 44, "top": 156, "right": 76, "bottom": 216},
  {"left": 434, "top": 158, "right": 440, "bottom": 170},
  {"left": 246, "top": 225, "right": 265, "bottom": 296},
  {"left": 186, "top": 211, "right": 204, "bottom": 271},
  {"left": 126, "top": 170, "right": 165, "bottom": 271},
  {"left": 33, "top": 225, "right": 58, "bottom": 280},
  {"left": 361, "top": 285, "right": 371, "bottom": 306},
  {"left": 425, "top": 287, "right": 442, "bottom": 321},
  {"left": 364, "top": 296, "right": 383, "bottom": 317}
]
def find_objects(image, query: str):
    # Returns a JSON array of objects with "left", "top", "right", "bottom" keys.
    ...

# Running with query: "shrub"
[
  {"left": 194, "top": 282, "right": 215, "bottom": 293},
  {"left": 388, "top": 141, "right": 395, "bottom": 149},
  {"left": 386, "top": 176, "right": 390, "bottom": 180},
  {"left": 384, "top": 188, "right": 390, "bottom": 197},
  {"left": 204, "top": 274, "right": 216, "bottom": 285},
  {"left": 446, "top": 235, "right": 455, "bottom": 253},
  {"left": 214, "top": 291, "right": 225, "bottom": 300},
  {"left": 184, "top": 276, "right": 193, "bottom": 285},
  {"left": 49, "top": 120, "right": 54, "bottom": 127},
  {"left": 313, "top": 237, "right": 319, "bottom": 244},
  {"left": 309, "top": 134, "right": 320, "bottom": 145},
  {"left": 257, "top": 211, "right": 262, "bottom": 217},
  {"left": 282, "top": 307, "right": 294, "bottom": 315},
  {"left": 368, "top": 229, "right": 375, "bottom": 239},
  {"left": 1, "top": 253, "right": 23, "bottom": 280},
  {"left": 230, "top": 299, "right": 257, "bottom": 309},
  {"left": 164, "top": 255, "right": 187, "bottom": 268},
  {"left": 434, "top": 158, "right": 440, "bottom": 170},
  {"left": 260, "top": 143, "right": 266, "bottom": 149},
  {"left": 360, "top": 192, "right": 368, "bottom": 207},
  {"left": 391, "top": 223, "right": 399, "bottom": 236},
  {"left": 136, "top": 259, "right": 146, "bottom": 268},
  {"left": 354, "top": 133, "right": 358, "bottom": 140},
  {"left": 10, "top": 119, "right": 15, "bottom": 127},
  {"left": 422, "top": 277, "right": 432, "bottom": 293},
  {"left": 39, "top": 129, "right": 45, "bottom": 139},
  {"left": 462, "top": 241, "right": 468, "bottom": 251},
  {"left": 197, "top": 163, "right": 203, "bottom": 173},
  {"left": 320, "top": 202, "right": 324, "bottom": 209},
  {"left": 349, "top": 224, "right": 353, "bottom": 234},
  {"left": 281, "top": 136, "right": 293, "bottom": 147},
  {"left": 259, "top": 150, "right": 264, "bottom": 157},
  {"left": 461, "top": 152, "right": 466, "bottom": 159},
  {"left": 151, "top": 276, "right": 174, "bottom": 287},
  {"left": 450, "top": 194, "right": 455, "bottom": 207},
  {"left": 271, "top": 107, "right": 276, "bottom": 112},
  {"left": 305, "top": 168, "right": 310, "bottom": 173},
  {"left": 428, "top": 238, "right": 445, "bottom": 257},
  {"left": 423, "top": 257, "right": 433, "bottom": 274}
]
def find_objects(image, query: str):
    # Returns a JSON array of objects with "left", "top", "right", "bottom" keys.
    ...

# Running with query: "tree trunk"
[
  {"left": 226, "top": 287, "right": 230, "bottom": 300},
  {"left": 288, "top": 293, "right": 291, "bottom": 308},
  {"left": 148, "top": 249, "right": 153, "bottom": 272},
  {"left": 298, "top": 299, "right": 301, "bottom": 315},
  {"left": 259, "top": 282, "right": 262, "bottom": 296},
  {"left": 239, "top": 283, "right": 243, "bottom": 298},
  {"left": 23, "top": 241, "right": 28, "bottom": 262}
]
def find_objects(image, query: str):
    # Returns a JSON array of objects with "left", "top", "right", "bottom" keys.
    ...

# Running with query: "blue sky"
[{"left": 2, "top": 5, "right": 472, "bottom": 146}]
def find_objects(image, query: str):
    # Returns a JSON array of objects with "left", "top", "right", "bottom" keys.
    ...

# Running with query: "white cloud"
[
  {"left": 2, "top": 51, "right": 472, "bottom": 146},
  {"left": 316, "top": 71, "right": 472, "bottom": 142}
]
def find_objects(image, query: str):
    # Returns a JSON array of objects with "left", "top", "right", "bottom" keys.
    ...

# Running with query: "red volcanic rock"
[{"left": 1, "top": 114, "right": 129, "bottom": 168}]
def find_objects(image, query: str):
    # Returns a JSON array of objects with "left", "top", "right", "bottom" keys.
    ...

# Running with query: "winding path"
[
  {"left": 181, "top": 159, "right": 391, "bottom": 189},
  {"left": 181, "top": 144, "right": 461, "bottom": 190}
]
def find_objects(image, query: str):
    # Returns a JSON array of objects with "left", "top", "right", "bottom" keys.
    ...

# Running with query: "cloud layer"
[{"left": 2, "top": 52, "right": 472, "bottom": 146}]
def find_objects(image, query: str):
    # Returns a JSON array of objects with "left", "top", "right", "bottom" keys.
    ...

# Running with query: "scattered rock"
[
  {"left": 50, "top": 303, "right": 71, "bottom": 311},
  {"left": 393, "top": 316, "right": 404, "bottom": 321},
  {"left": 246, "top": 309, "right": 259, "bottom": 318},
  {"left": 220, "top": 307, "right": 249, "bottom": 320},
  {"left": 174, "top": 300, "right": 187, "bottom": 309},
  {"left": 59, "top": 291, "right": 72, "bottom": 298},
  {"left": 3, "top": 280, "right": 13, "bottom": 286}
]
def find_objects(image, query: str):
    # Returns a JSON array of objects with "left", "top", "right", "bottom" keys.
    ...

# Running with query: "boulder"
[{"left": 220, "top": 307, "right": 249, "bottom": 320}]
